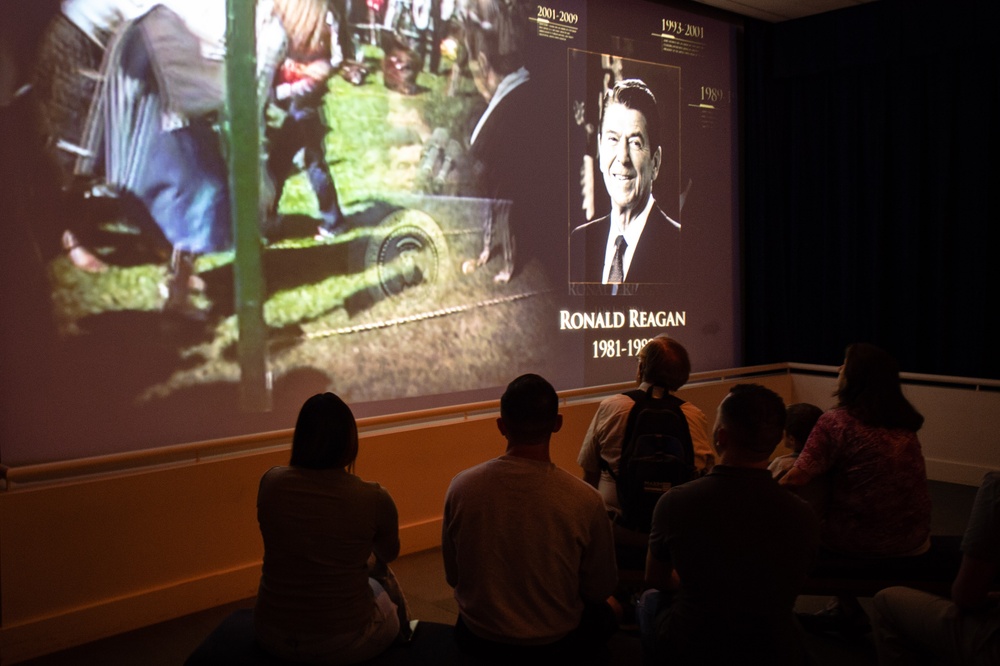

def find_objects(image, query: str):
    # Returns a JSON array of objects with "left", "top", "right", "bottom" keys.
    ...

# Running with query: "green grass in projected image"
[
  {"left": 49, "top": 46, "right": 478, "bottom": 346},
  {"left": 44, "top": 45, "right": 559, "bottom": 404}
]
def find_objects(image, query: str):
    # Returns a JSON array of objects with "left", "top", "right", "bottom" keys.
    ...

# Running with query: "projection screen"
[{"left": 0, "top": 0, "right": 740, "bottom": 465}]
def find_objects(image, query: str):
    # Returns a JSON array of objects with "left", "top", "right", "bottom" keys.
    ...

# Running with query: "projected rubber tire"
[{"left": 365, "top": 209, "right": 451, "bottom": 300}]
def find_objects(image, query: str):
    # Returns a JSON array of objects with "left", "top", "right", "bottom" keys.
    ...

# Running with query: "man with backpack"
[{"left": 576, "top": 335, "right": 715, "bottom": 621}]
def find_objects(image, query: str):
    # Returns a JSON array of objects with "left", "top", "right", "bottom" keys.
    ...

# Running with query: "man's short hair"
[
  {"left": 720, "top": 384, "right": 786, "bottom": 460},
  {"left": 457, "top": 0, "right": 527, "bottom": 77},
  {"left": 639, "top": 335, "right": 690, "bottom": 391},
  {"left": 784, "top": 403, "right": 824, "bottom": 450},
  {"left": 600, "top": 79, "right": 660, "bottom": 153},
  {"left": 500, "top": 373, "right": 558, "bottom": 439}
]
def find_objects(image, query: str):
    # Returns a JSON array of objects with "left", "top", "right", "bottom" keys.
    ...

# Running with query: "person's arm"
[
  {"left": 579, "top": 499, "right": 618, "bottom": 602},
  {"left": 645, "top": 491, "right": 680, "bottom": 591},
  {"left": 577, "top": 406, "right": 607, "bottom": 487},
  {"left": 441, "top": 487, "right": 459, "bottom": 588},
  {"left": 780, "top": 464, "right": 816, "bottom": 488},
  {"left": 371, "top": 487, "right": 400, "bottom": 564},
  {"left": 768, "top": 455, "right": 793, "bottom": 481},
  {"left": 952, "top": 472, "right": 1000, "bottom": 608},
  {"left": 645, "top": 548, "right": 680, "bottom": 592},
  {"left": 951, "top": 554, "right": 999, "bottom": 609},
  {"left": 275, "top": 59, "right": 332, "bottom": 101},
  {"left": 681, "top": 402, "right": 715, "bottom": 473}
]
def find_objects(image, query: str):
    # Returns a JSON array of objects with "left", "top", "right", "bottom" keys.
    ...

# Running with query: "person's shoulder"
[
  {"left": 589, "top": 392, "right": 641, "bottom": 430},
  {"left": 353, "top": 474, "right": 393, "bottom": 495},
  {"left": 259, "top": 465, "right": 293, "bottom": 486},
  {"left": 982, "top": 471, "right": 1000, "bottom": 490},
  {"left": 649, "top": 474, "right": 705, "bottom": 523},
  {"left": 552, "top": 462, "right": 597, "bottom": 487},
  {"left": 447, "top": 458, "right": 496, "bottom": 490},
  {"left": 257, "top": 465, "right": 314, "bottom": 501},
  {"left": 502, "top": 76, "right": 536, "bottom": 104},
  {"left": 804, "top": 407, "right": 844, "bottom": 434},
  {"left": 821, "top": 406, "right": 849, "bottom": 422},
  {"left": 648, "top": 204, "right": 681, "bottom": 233},
  {"left": 599, "top": 391, "right": 636, "bottom": 412},
  {"left": 969, "top": 472, "right": 1000, "bottom": 508},
  {"left": 571, "top": 214, "right": 610, "bottom": 238},
  {"left": 679, "top": 398, "right": 705, "bottom": 418},
  {"left": 552, "top": 465, "right": 607, "bottom": 503},
  {"left": 662, "top": 471, "right": 712, "bottom": 503}
]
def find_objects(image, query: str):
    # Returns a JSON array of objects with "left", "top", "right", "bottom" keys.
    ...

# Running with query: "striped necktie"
[{"left": 609, "top": 234, "right": 627, "bottom": 283}]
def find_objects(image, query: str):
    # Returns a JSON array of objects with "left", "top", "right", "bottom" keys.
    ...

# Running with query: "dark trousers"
[{"left": 267, "top": 106, "right": 344, "bottom": 231}]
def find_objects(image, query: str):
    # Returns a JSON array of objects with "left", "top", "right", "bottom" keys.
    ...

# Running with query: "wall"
[
  {"left": 789, "top": 369, "right": 998, "bottom": 486},
  {"left": 1, "top": 367, "right": 996, "bottom": 663}
]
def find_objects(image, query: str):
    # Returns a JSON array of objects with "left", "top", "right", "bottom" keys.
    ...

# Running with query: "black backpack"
[{"left": 602, "top": 387, "right": 696, "bottom": 532}]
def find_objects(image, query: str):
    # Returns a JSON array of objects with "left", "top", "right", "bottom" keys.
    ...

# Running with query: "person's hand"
[{"left": 304, "top": 59, "right": 333, "bottom": 83}]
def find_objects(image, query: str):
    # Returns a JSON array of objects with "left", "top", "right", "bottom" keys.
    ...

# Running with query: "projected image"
[
  {"left": 560, "top": 0, "right": 740, "bottom": 389},
  {"left": 568, "top": 56, "right": 681, "bottom": 289},
  {"left": 1, "top": 0, "right": 739, "bottom": 464},
  {"left": 4, "top": 0, "right": 576, "bottom": 462}
]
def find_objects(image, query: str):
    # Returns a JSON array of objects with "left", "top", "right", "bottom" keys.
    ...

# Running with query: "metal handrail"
[{"left": 8, "top": 362, "right": 993, "bottom": 488}]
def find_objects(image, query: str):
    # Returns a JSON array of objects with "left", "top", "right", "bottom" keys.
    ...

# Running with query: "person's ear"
[
  {"left": 651, "top": 145, "right": 662, "bottom": 180},
  {"left": 714, "top": 424, "right": 728, "bottom": 454},
  {"left": 552, "top": 414, "right": 563, "bottom": 434},
  {"left": 496, "top": 417, "right": 507, "bottom": 437}
]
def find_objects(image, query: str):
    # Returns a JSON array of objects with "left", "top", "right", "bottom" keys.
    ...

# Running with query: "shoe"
[
  {"left": 396, "top": 619, "right": 419, "bottom": 645},
  {"left": 62, "top": 230, "right": 107, "bottom": 273},
  {"left": 161, "top": 248, "right": 208, "bottom": 321},
  {"left": 314, "top": 224, "right": 346, "bottom": 241},
  {"left": 339, "top": 61, "right": 368, "bottom": 86}
]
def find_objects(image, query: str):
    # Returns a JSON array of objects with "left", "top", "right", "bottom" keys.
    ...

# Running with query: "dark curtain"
[{"left": 742, "top": 0, "right": 999, "bottom": 379}]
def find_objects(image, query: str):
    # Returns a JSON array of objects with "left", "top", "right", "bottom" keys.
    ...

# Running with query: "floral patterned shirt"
[{"left": 794, "top": 407, "right": 931, "bottom": 556}]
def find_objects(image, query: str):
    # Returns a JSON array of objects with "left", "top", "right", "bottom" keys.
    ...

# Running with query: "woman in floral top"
[{"left": 782, "top": 343, "right": 932, "bottom": 633}]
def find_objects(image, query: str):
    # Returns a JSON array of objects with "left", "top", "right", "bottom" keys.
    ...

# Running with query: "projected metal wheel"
[{"left": 366, "top": 209, "right": 450, "bottom": 299}]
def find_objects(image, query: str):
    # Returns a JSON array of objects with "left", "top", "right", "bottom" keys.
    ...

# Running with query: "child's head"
[{"left": 784, "top": 403, "right": 824, "bottom": 454}]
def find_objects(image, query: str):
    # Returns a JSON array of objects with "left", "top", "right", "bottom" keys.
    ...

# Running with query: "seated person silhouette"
[
  {"left": 871, "top": 471, "right": 1000, "bottom": 665},
  {"left": 254, "top": 392, "right": 411, "bottom": 663},
  {"left": 442, "top": 374, "right": 619, "bottom": 658},
  {"left": 769, "top": 402, "right": 823, "bottom": 482},
  {"left": 782, "top": 343, "right": 933, "bottom": 632},
  {"left": 638, "top": 384, "right": 820, "bottom": 665}
]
